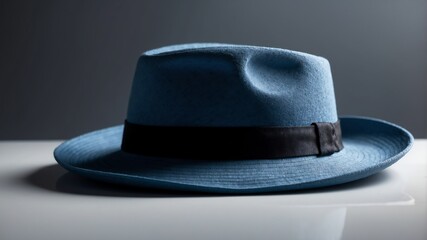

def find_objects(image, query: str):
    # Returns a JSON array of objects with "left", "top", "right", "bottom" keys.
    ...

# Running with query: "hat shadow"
[
  {"left": 23, "top": 163, "right": 395, "bottom": 198},
  {"left": 23, "top": 164, "right": 206, "bottom": 197}
]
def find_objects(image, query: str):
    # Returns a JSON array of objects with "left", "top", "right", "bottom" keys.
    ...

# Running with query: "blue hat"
[{"left": 54, "top": 43, "right": 413, "bottom": 193}]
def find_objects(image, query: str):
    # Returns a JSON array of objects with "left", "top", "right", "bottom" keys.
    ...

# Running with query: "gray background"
[{"left": 1, "top": 0, "right": 426, "bottom": 139}]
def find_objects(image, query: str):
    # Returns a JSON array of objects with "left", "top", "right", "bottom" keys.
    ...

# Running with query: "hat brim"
[{"left": 54, "top": 116, "right": 413, "bottom": 194}]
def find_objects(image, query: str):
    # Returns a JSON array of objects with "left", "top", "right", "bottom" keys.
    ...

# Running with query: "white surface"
[{"left": 0, "top": 140, "right": 426, "bottom": 240}]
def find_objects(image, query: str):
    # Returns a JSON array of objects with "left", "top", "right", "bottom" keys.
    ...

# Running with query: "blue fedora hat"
[{"left": 54, "top": 43, "right": 413, "bottom": 193}]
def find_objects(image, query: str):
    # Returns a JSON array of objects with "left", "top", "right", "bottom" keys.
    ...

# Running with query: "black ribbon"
[{"left": 121, "top": 120, "right": 344, "bottom": 160}]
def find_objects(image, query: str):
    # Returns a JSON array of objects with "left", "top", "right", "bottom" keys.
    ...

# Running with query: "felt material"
[
  {"left": 54, "top": 43, "right": 413, "bottom": 193},
  {"left": 127, "top": 43, "right": 337, "bottom": 127},
  {"left": 54, "top": 117, "right": 412, "bottom": 193}
]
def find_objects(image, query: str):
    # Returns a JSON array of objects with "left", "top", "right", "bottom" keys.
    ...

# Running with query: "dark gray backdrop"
[{"left": 1, "top": 0, "right": 426, "bottom": 139}]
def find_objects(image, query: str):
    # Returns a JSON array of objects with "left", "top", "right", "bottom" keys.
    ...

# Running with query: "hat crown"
[{"left": 127, "top": 43, "right": 338, "bottom": 127}]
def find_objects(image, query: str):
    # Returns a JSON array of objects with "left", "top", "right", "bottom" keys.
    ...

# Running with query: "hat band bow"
[{"left": 121, "top": 120, "right": 343, "bottom": 160}]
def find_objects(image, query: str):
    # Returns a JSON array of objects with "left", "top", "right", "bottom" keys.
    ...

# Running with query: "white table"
[{"left": 0, "top": 140, "right": 426, "bottom": 240}]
